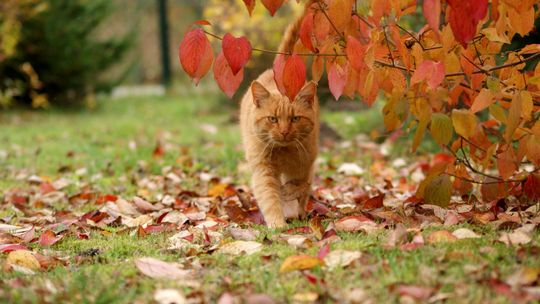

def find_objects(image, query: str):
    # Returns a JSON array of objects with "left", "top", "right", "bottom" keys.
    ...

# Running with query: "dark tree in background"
[{"left": 0, "top": 0, "right": 134, "bottom": 107}]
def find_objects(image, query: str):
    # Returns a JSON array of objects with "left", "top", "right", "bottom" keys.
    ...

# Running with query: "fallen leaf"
[
  {"left": 38, "top": 230, "right": 62, "bottom": 247},
  {"left": 506, "top": 267, "right": 540, "bottom": 288},
  {"left": 135, "top": 257, "right": 192, "bottom": 280},
  {"left": 5, "top": 250, "right": 41, "bottom": 270},
  {"left": 499, "top": 231, "right": 532, "bottom": 246},
  {"left": 154, "top": 289, "right": 187, "bottom": 304},
  {"left": 218, "top": 241, "right": 262, "bottom": 256},
  {"left": 452, "top": 228, "right": 480, "bottom": 239},
  {"left": 279, "top": 255, "right": 322, "bottom": 273},
  {"left": 427, "top": 230, "right": 457, "bottom": 244},
  {"left": 323, "top": 250, "right": 361, "bottom": 270}
]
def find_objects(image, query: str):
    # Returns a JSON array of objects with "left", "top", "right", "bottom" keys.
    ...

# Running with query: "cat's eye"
[
  {"left": 268, "top": 116, "right": 278, "bottom": 123},
  {"left": 291, "top": 116, "right": 301, "bottom": 122}
]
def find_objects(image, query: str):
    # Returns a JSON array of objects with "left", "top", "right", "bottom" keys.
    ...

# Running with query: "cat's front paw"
[{"left": 265, "top": 216, "right": 287, "bottom": 229}]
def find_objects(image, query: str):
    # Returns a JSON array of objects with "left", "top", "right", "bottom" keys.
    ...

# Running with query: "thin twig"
[
  {"left": 316, "top": 1, "right": 345, "bottom": 40},
  {"left": 394, "top": 23, "right": 442, "bottom": 52},
  {"left": 382, "top": 26, "right": 395, "bottom": 66}
]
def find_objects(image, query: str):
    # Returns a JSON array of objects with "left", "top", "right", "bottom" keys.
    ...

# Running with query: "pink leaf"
[
  {"left": 328, "top": 61, "right": 349, "bottom": 100},
  {"left": 222, "top": 33, "right": 252, "bottom": 75},
  {"left": 213, "top": 51, "right": 244, "bottom": 98},
  {"left": 346, "top": 35, "right": 366, "bottom": 72},
  {"left": 317, "top": 244, "right": 330, "bottom": 260},
  {"left": 410, "top": 60, "right": 445, "bottom": 89},
  {"left": 422, "top": 0, "right": 441, "bottom": 38}
]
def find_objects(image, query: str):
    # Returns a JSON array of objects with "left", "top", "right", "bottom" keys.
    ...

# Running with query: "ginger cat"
[{"left": 239, "top": 3, "right": 319, "bottom": 228}]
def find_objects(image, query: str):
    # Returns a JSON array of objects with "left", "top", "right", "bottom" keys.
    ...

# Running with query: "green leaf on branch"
[{"left": 430, "top": 113, "right": 453, "bottom": 146}]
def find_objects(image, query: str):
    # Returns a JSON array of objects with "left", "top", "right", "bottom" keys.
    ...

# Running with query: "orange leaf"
[
  {"left": 179, "top": 28, "right": 214, "bottom": 85},
  {"left": 279, "top": 255, "right": 322, "bottom": 273},
  {"left": 282, "top": 54, "right": 306, "bottom": 101},
  {"left": 470, "top": 89, "right": 495, "bottom": 113},
  {"left": 261, "top": 0, "right": 285, "bottom": 16},
  {"left": 362, "top": 193, "right": 385, "bottom": 210},
  {"left": 213, "top": 52, "right": 244, "bottom": 98},
  {"left": 451, "top": 109, "right": 477, "bottom": 140},
  {"left": 497, "top": 145, "right": 518, "bottom": 180},
  {"left": 222, "top": 33, "right": 252, "bottom": 75},
  {"left": 326, "top": 0, "right": 354, "bottom": 31}
]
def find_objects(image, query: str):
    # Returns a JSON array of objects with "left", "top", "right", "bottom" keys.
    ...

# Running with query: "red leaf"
[
  {"left": 194, "top": 19, "right": 211, "bottom": 26},
  {"left": 241, "top": 0, "right": 256, "bottom": 15},
  {"left": 327, "top": 61, "right": 348, "bottom": 100},
  {"left": 299, "top": 12, "right": 316, "bottom": 52},
  {"left": 273, "top": 54, "right": 287, "bottom": 95},
  {"left": 447, "top": 0, "right": 488, "bottom": 47},
  {"left": 524, "top": 174, "right": 540, "bottom": 200},
  {"left": 362, "top": 193, "right": 385, "bottom": 210},
  {"left": 346, "top": 35, "right": 365, "bottom": 72},
  {"left": 38, "top": 230, "right": 62, "bottom": 247},
  {"left": 213, "top": 51, "right": 244, "bottom": 98},
  {"left": 179, "top": 28, "right": 214, "bottom": 85},
  {"left": 261, "top": 0, "right": 284, "bottom": 16},
  {"left": 222, "top": 33, "right": 252, "bottom": 75},
  {"left": 410, "top": 60, "right": 445, "bottom": 89},
  {"left": 282, "top": 54, "right": 306, "bottom": 101},
  {"left": 152, "top": 142, "right": 164, "bottom": 158},
  {"left": 422, "top": 0, "right": 441, "bottom": 38}
]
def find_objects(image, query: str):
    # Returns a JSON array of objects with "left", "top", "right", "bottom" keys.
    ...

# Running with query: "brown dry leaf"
[
  {"left": 229, "top": 227, "right": 260, "bottom": 241},
  {"left": 427, "top": 230, "right": 457, "bottom": 244},
  {"left": 323, "top": 250, "right": 361, "bottom": 270},
  {"left": 396, "top": 284, "right": 434, "bottom": 300},
  {"left": 279, "top": 255, "right": 322, "bottom": 273},
  {"left": 5, "top": 250, "right": 41, "bottom": 271},
  {"left": 217, "top": 241, "right": 262, "bottom": 256},
  {"left": 135, "top": 257, "right": 192, "bottom": 280}
]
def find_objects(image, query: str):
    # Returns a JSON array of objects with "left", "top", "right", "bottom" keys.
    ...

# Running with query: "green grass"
[{"left": 0, "top": 94, "right": 538, "bottom": 303}]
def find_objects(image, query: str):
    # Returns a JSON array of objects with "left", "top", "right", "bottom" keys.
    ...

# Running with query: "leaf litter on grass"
[{"left": 1, "top": 126, "right": 540, "bottom": 302}]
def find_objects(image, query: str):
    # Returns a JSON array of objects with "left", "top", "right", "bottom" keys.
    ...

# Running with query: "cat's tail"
[{"left": 277, "top": 0, "right": 316, "bottom": 55}]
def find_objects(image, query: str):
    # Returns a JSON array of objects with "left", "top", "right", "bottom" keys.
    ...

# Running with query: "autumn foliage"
[{"left": 179, "top": 0, "right": 540, "bottom": 207}]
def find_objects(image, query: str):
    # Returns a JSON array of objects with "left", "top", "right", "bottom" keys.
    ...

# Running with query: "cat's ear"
[
  {"left": 251, "top": 81, "right": 270, "bottom": 107},
  {"left": 295, "top": 81, "right": 317, "bottom": 107}
]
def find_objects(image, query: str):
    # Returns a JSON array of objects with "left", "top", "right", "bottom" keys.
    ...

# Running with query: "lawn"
[{"left": 0, "top": 94, "right": 539, "bottom": 303}]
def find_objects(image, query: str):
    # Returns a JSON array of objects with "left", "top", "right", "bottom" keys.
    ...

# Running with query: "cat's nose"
[{"left": 280, "top": 130, "right": 289, "bottom": 138}]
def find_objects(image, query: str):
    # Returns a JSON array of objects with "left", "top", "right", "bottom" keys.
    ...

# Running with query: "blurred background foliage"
[{"left": 0, "top": 0, "right": 133, "bottom": 108}]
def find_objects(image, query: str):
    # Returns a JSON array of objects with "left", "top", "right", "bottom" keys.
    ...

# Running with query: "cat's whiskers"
[{"left": 294, "top": 138, "right": 308, "bottom": 159}]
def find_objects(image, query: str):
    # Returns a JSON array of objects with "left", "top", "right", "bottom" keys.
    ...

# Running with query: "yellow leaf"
[
  {"left": 470, "top": 89, "right": 495, "bottom": 113},
  {"left": 430, "top": 113, "right": 453, "bottom": 146},
  {"left": 208, "top": 183, "right": 228, "bottom": 197},
  {"left": 412, "top": 104, "right": 431, "bottom": 152},
  {"left": 451, "top": 109, "right": 477, "bottom": 140},
  {"left": 505, "top": 93, "right": 522, "bottom": 142},
  {"left": 279, "top": 255, "right": 322, "bottom": 273},
  {"left": 5, "top": 250, "right": 41, "bottom": 270},
  {"left": 424, "top": 175, "right": 452, "bottom": 207},
  {"left": 527, "top": 135, "right": 540, "bottom": 166},
  {"left": 489, "top": 104, "right": 507, "bottom": 124},
  {"left": 481, "top": 28, "right": 510, "bottom": 44},
  {"left": 520, "top": 91, "right": 533, "bottom": 121}
]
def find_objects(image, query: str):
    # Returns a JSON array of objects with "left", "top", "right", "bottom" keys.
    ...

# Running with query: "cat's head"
[{"left": 251, "top": 81, "right": 317, "bottom": 146}]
